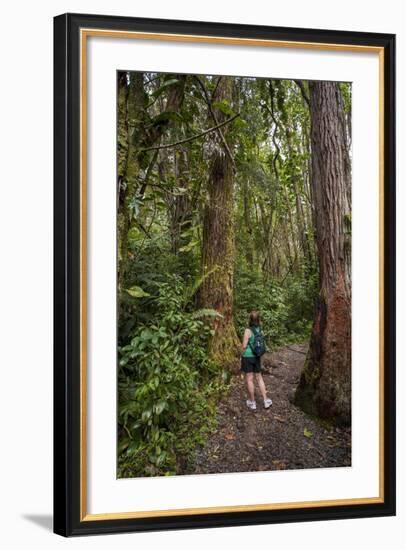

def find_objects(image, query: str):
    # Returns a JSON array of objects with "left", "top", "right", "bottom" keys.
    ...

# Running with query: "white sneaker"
[
  {"left": 246, "top": 399, "right": 257, "bottom": 411},
  {"left": 264, "top": 398, "right": 273, "bottom": 409}
]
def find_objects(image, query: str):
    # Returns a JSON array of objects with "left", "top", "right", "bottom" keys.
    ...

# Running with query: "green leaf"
[
  {"left": 304, "top": 427, "right": 313, "bottom": 438},
  {"left": 125, "top": 286, "right": 150, "bottom": 298},
  {"left": 151, "top": 78, "right": 180, "bottom": 98},
  {"left": 117, "top": 437, "right": 130, "bottom": 454},
  {"left": 233, "top": 117, "right": 247, "bottom": 129},
  {"left": 156, "top": 452, "right": 167, "bottom": 467},
  {"left": 178, "top": 240, "right": 199, "bottom": 253},
  {"left": 212, "top": 100, "right": 235, "bottom": 117},
  {"left": 126, "top": 440, "right": 141, "bottom": 456},
  {"left": 152, "top": 111, "right": 183, "bottom": 125},
  {"left": 182, "top": 266, "right": 220, "bottom": 306},
  {"left": 142, "top": 409, "right": 152, "bottom": 421},
  {"left": 221, "top": 370, "right": 232, "bottom": 384},
  {"left": 154, "top": 401, "right": 167, "bottom": 415}
]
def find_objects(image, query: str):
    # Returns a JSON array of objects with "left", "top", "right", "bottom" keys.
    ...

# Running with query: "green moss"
[{"left": 210, "top": 323, "right": 240, "bottom": 371}]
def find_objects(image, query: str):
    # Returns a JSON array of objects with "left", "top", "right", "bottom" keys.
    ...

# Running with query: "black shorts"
[{"left": 241, "top": 355, "right": 261, "bottom": 373}]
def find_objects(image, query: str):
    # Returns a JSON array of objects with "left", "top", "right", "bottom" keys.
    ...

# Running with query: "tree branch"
[
  {"left": 211, "top": 76, "right": 222, "bottom": 101},
  {"left": 193, "top": 76, "right": 237, "bottom": 170},
  {"left": 137, "top": 149, "right": 159, "bottom": 198},
  {"left": 139, "top": 113, "right": 240, "bottom": 152},
  {"left": 294, "top": 80, "right": 310, "bottom": 109}
]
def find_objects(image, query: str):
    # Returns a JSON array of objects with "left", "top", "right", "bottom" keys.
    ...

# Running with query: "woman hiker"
[{"left": 240, "top": 311, "right": 273, "bottom": 411}]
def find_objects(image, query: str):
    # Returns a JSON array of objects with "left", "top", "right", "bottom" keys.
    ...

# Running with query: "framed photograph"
[{"left": 53, "top": 13, "right": 396, "bottom": 537}]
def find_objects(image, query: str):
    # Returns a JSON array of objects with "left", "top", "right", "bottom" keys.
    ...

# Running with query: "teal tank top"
[{"left": 242, "top": 328, "right": 256, "bottom": 358}]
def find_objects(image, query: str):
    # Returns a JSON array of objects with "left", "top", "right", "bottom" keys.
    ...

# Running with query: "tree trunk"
[
  {"left": 170, "top": 145, "right": 192, "bottom": 255},
  {"left": 242, "top": 178, "right": 255, "bottom": 268},
  {"left": 117, "top": 72, "right": 146, "bottom": 294},
  {"left": 117, "top": 73, "right": 186, "bottom": 292},
  {"left": 117, "top": 73, "right": 129, "bottom": 182},
  {"left": 294, "top": 81, "right": 351, "bottom": 425},
  {"left": 199, "top": 76, "right": 240, "bottom": 370},
  {"left": 117, "top": 73, "right": 129, "bottom": 292},
  {"left": 285, "top": 128, "right": 312, "bottom": 268}
]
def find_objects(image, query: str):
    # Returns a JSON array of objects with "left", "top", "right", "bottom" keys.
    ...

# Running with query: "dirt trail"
[{"left": 186, "top": 343, "right": 351, "bottom": 474}]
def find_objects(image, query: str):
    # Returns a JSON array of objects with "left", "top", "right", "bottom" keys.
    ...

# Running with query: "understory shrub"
[{"left": 117, "top": 274, "right": 227, "bottom": 477}]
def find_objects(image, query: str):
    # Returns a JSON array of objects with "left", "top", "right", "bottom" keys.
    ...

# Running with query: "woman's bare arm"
[{"left": 241, "top": 328, "right": 251, "bottom": 352}]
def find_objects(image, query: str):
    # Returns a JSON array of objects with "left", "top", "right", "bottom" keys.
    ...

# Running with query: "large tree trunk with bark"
[
  {"left": 199, "top": 77, "right": 240, "bottom": 370},
  {"left": 117, "top": 73, "right": 130, "bottom": 292},
  {"left": 294, "top": 81, "right": 351, "bottom": 425},
  {"left": 117, "top": 72, "right": 146, "bottom": 294}
]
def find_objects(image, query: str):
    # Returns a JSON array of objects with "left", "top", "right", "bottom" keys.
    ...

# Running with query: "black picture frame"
[{"left": 54, "top": 12, "right": 396, "bottom": 537}]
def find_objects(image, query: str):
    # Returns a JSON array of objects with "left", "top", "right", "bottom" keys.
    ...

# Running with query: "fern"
[{"left": 182, "top": 265, "right": 219, "bottom": 308}]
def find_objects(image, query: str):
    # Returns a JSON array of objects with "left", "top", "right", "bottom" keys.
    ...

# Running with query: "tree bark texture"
[
  {"left": 170, "top": 145, "right": 192, "bottom": 255},
  {"left": 199, "top": 77, "right": 240, "bottom": 370},
  {"left": 294, "top": 81, "right": 352, "bottom": 425},
  {"left": 117, "top": 72, "right": 146, "bottom": 293}
]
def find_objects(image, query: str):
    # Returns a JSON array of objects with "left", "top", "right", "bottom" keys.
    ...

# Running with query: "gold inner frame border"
[{"left": 79, "top": 27, "right": 385, "bottom": 522}]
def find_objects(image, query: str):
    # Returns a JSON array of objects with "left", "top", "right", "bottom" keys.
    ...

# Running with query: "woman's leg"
[
  {"left": 255, "top": 372, "right": 268, "bottom": 401},
  {"left": 245, "top": 372, "right": 255, "bottom": 402}
]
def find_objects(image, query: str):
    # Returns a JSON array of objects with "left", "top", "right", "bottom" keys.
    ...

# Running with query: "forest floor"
[{"left": 186, "top": 343, "right": 351, "bottom": 475}]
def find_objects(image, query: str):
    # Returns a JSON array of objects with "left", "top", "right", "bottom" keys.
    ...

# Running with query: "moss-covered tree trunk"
[
  {"left": 199, "top": 77, "right": 240, "bottom": 370},
  {"left": 170, "top": 145, "right": 192, "bottom": 254},
  {"left": 117, "top": 72, "right": 146, "bottom": 294},
  {"left": 294, "top": 81, "right": 351, "bottom": 425},
  {"left": 117, "top": 73, "right": 186, "bottom": 293},
  {"left": 117, "top": 73, "right": 129, "bottom": 294}
]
